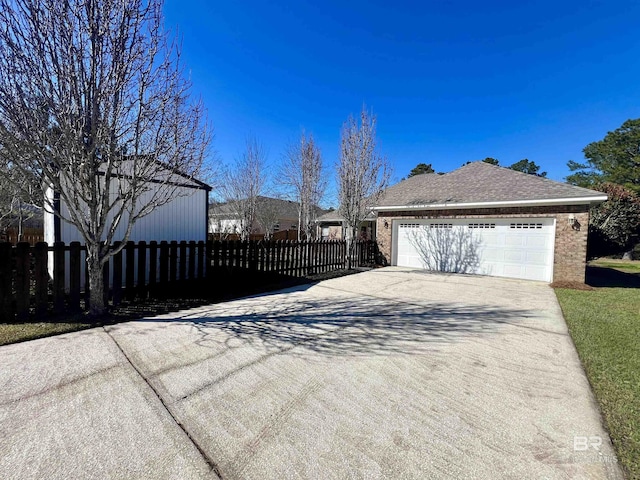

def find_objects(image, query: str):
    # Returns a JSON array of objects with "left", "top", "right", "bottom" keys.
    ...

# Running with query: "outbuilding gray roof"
[{"left": 375, "top": 161, "right": 606, "bottom": 209}]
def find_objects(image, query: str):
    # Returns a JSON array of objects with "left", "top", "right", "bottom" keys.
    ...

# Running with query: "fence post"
[
  {"left": 0, "top": 243, "right": 13, "bottom": 322},
  {"left": 286, "top": 241, "right": 293, "bottom": 276},
  {"left": 228, "top": 240, "right": 236, "bottom": 268},
  {"left": 259, "top": 241, "right": 266, "bottom": 272},
  {"left": 149, "top": 241, "right": 158, "bottom": 296},
  {"left": 137, "top": 241, "right": 147, "bottom": 299},
  {"left": 112, "top": 242, "right": 123, "bottom": 306},
  {"left": 169, "top": 241, "right": 178, "bottom": 283},
  {"left": 211, "top": 240, "right": 220, "bottom": 269},
  {"left": 179, "top": 241, "right": 187, "bottom": 281},
  {"left": 288, "top": 241, "right": 293, "bottom": 276},
  {"left": 15, "top": 242, "right": 30, "bottom": 321},
  {"left": 34, "top": 242, "right": 49, "bottom": 316},
  {"left": 102, "top": 256, "right": 110, "bottom": 307},
  {"left": 212, "top": 240, "right": 220, "bottom": 270},
  {"left": 159, "top": 241, "right": 169, "bottom": 287},
  {"left": 53, "top": 241, "right": 65, "bottom": 314},
  {"left": 197, "top": 241, "right": 204, "bottom": 279},
  {"left": 84, "top": 252, "right": 90, "bottom": 308},
  {"left": 241, "top": 241, "right": 248, "bottom": 269},
  {"left": 247, "top": 241, "right": 254, "bottom": 271},
  {"left": 124, "top": 241, "right": 135, "bottom": 301},
  {"left": 294, "top": 241, "right": 301, "bottom": 277},
  {"left": 188, "top": 241, "right": 196, "bottom": 280},
  {"left": 219, "top": 240, "right": 227, "bottom": 269},
  {"left": 69, "top": 242, "right": 81, "bottom": 311}
]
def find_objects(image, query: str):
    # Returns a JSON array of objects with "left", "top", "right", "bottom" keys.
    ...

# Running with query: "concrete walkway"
[{"left": 0, "top": 268, "right": 623, "bottom": 479}]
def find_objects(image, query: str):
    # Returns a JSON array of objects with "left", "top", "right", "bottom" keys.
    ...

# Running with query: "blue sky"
[{"left": 163, "top": 0, "right": 640, "bottom": 205}]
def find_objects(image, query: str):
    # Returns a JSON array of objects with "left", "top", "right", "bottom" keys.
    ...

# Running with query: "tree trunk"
[
  {"left": 87, "top": 245, "right": 107, "bottom": 317},
  {"left": 344, "top": 223, "right": 355, "bottom": 270}
]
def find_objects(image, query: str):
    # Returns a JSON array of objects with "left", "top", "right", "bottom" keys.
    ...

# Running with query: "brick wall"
[{"left": 376, "top": 205, "right": 590, "bottom": 283}]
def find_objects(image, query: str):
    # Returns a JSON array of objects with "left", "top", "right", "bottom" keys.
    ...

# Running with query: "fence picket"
[
  {"left": 188, "top": 241, "right": 196, "bottom": 280},
  {"left": 149, "top": 241, "right": 158, "bottom": 294},
  {"left": 0, "top": 243, "right": 12, "bottom": 322},
  {"left": 15, "top": 242, "right": 30, "bottom": 321},
  {"left": 159, "top": 241, "right": 169, "bottom": 285},
  {"left": 125, "top": 241, "right": 135, "bottom": 301},
  {"left": 179, "top": 241, "right": 187, "bottom": 281},
  {"left": 197, "top": 241, "right": 205, "bottom": 279},
  {"left": 169, "top": 241, "right": 178, "bottom": 282},
  {"left": 113, "top": 242, "right": 123, "bottom": 306},
  {"left": 69, "top": 242, "right": 81, "bottom": 311},
  {"left": 138, "top": 241, "right": 147, "bottom": 298},
  {"left": 53, "top": 242, "right": 65, "bottom": 314}
]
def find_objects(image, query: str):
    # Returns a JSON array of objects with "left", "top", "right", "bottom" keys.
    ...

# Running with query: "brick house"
[
  {"left": 373, "top": 162, "right": 607, "bottom": 283},
  {"left": 316, "top": 210, "right": 376, "bottom": 241}
]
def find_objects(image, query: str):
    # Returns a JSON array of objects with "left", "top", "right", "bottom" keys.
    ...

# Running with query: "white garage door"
[{"left": 394, "top": 218, "right": 555, "bottom": 282}]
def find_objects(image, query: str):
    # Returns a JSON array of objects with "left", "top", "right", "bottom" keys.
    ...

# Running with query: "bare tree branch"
[
  {"left": 337, "top": 106, "right": 390, "bottom": 268},
  {"left": 281, "top": 131, "right": 326, "bottom": 240},
  {"left": 219, "top": 137, "right": 268, "bottom": 241}
]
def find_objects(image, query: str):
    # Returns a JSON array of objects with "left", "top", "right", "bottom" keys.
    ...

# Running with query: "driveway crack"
[{"left": 102, "top": 327, "right": 224, "bottom": 479}]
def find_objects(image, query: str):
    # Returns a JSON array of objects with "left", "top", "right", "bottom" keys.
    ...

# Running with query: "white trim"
[{"left": 373, "top": 196, "right": 608, "bottom": 212}]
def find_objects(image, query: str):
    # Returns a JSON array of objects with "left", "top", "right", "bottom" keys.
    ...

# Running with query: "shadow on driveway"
[{"left": 132, "top": 290, "right": 537, "bottom": 358}]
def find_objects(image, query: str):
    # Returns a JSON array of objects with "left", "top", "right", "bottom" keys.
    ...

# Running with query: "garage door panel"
[
  {"left": 395, "top": 218, "right": 555, "bottom": 282},
  {"left": 504, "top": 250, "right": 525, "bottom": 263},
  {"left": 524, "top": 235, "right": 549, "bottom": 246},
  {"left": 481, "top": 248, "right": 502, "bottom": 262},
  {"left": 525, "top": 251, "right": 548, "bottom": 265},
  {"left": 505, "top": 235, "right": 525, "bottom": 246}
]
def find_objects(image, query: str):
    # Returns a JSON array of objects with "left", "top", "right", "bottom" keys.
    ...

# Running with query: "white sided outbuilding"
[
  {"left": 43, "top": 165, "right": 211, "bottom": 288},
  {"left": 44, "top": 173, "right": 210, "bottom": 246}
]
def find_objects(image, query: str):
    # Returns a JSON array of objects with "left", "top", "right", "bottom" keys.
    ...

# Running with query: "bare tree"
[
  {"left": 338, "top": 107, "right": 390, "bottom": 268},
  {"left": 0, "top": 0, "right": 210, "bottom": 315},
  {"left": 220, "top": 138, "right": 268, "bottom": 240},
  {"left": 0, "top": 153, "right": 34, "bottom": 239},
  {"left": 254, "top": 196, "right": 282, "bottom": 240},
  {"left": 282, "top": 132, "right": 326, "bottom": 240}
]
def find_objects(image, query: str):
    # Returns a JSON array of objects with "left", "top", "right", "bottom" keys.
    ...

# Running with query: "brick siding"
[{"left": 376, "top": 205, "right": 590, "bottom": 283}]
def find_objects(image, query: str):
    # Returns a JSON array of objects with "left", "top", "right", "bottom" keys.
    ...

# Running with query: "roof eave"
[{"left": 373, "top": 196, "right": 609, "bottom": 212}]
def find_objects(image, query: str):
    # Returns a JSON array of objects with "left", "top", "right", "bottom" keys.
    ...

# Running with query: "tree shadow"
[
  {"left": 586, "top": 265, "right": 640, "bottom": 289},
  {"left": 134, "top": 293, "right": 539, "bottom": 358},
  {"left": 407, "top": 225, "right": 481, "bottom": 274}
]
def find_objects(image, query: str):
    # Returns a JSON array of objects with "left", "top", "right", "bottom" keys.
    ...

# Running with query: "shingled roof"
[
  {"left": 374, "top": 161, "right": 607, "bottom": 210},
  {"left": 210, "top": 196, "right": 326, "bottom": 219}
]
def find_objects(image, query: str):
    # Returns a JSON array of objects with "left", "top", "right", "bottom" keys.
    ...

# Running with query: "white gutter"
[{"left": 372, "top": 195, "right": 608, "bottom": 212}]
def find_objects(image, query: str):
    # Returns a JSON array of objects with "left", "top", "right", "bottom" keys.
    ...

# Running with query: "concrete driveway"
[{"left": 0, "top": 268, "right": 622, "bottom": 479}]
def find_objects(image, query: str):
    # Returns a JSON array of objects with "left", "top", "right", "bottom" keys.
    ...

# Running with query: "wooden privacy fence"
[
  {"left": 209, "top": 239, "right": 378, "bottom": 276},
  {"left": 0, "top": 239, "right": 378, "bottom": 322},
  {"left": 0, "top": 240, "right": 207, "bottom": 322}
]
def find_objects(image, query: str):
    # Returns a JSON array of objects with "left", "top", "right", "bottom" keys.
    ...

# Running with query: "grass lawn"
[
  {"left": 555, "top": 259, "right": 640, "bottom": 479},
  {"left": 589, "top": 258, "right": 640, "bottom": 274},
  {"left": 0, "top": 321, "right": 95, "bottom": 346}
]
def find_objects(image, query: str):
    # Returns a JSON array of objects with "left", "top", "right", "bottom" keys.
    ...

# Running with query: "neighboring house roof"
[
  {"left": 210, "top": 196, "right": 326, "bottom": 220},
  {"left": 374, "top": 161, "right": 607, "bottom": 211},
  {"left": 316, "top": 210, "right": 377, "bottom": 223}
]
